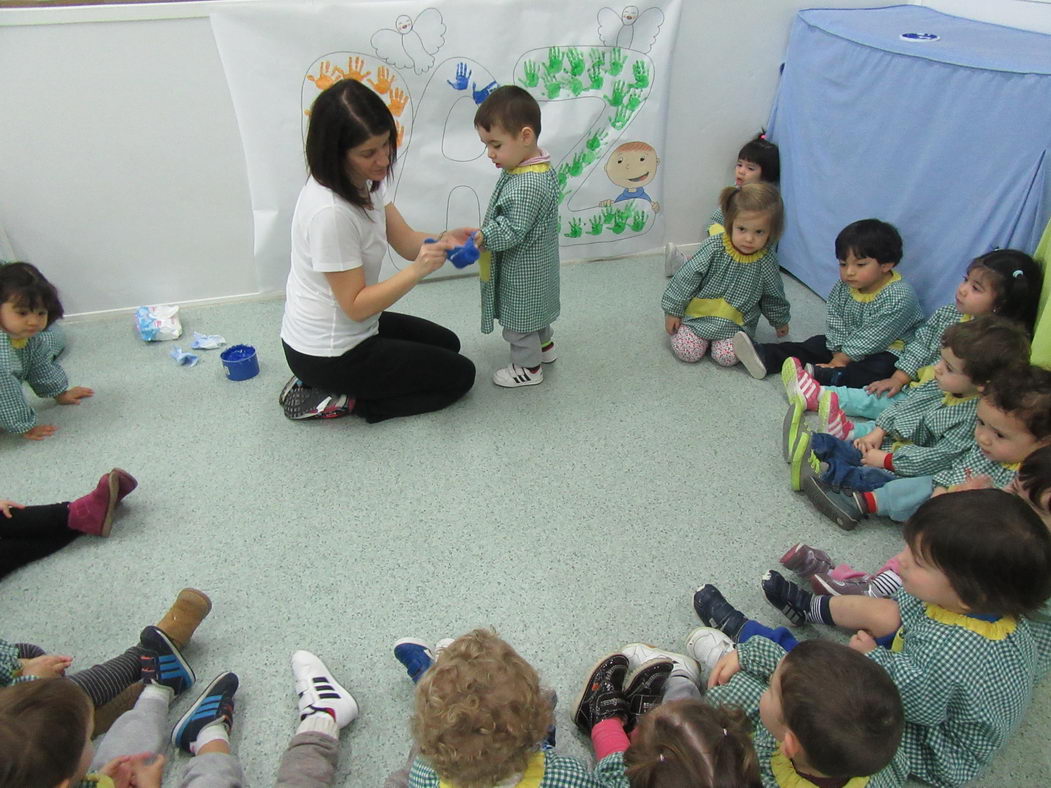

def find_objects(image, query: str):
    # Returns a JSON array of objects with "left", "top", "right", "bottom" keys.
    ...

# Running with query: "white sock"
[
  {"left": 190, "top": 720, "right": 230, "bottom": 754},
  {"left": 296, "top": 710, "right": 340, "bottom": 738},
  {"left": 140, "top": 683, "right": 174, "bottom": 704}
]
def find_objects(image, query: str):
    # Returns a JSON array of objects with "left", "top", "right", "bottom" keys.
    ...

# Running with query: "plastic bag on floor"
[{"left": 135, "top": 305, "right": 183, "bottom": 342}]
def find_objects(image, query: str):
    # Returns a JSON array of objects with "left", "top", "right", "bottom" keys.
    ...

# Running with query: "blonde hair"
[
  {"left": 412, "top": 629, "right": 553, "bottom": 787},
  {"left": 719, "top": 182, "right": 784, "bottom": 245}
]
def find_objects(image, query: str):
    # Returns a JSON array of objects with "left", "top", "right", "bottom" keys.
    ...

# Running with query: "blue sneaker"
[
  {"left": 693, "top": 585, "right": 748, "bottom": 640},
  {"left": 393, "top": 638, "right": 434, "bottom": 683},
  {"left": 139, "top": 626, "right": 195, "bottom": 696},
  {"left": 171, "top": 671, "right": 238, "bottom": 753}
]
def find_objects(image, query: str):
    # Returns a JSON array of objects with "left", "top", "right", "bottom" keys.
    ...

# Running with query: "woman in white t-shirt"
[{"left": 280, "top": 79, "right": 476, "bottom": 422}]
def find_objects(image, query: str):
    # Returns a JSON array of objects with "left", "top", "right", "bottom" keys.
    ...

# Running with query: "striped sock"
[
  {"left": 868, "top": 571, "right": 902, "bottom": 599},
  {"left": 69, "top": 646, "right": 145, "bottom": 707},
  {"left": 808, "top": 595, "right": 834, "bottom": 625}
]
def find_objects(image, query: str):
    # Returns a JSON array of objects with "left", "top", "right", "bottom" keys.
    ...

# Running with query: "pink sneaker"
[
  {"left": 810, "top": 572, "right": 872, "bottom": 596},
  {"left": 68, "top": 472, "right": 120, "bottom": 537},
  {"left": 818, "top": 391, "right": 853, "bottom": 440},
  {"left": 107, "top": 468, "right": 138, "bottom": 503},
  {"left": 781, "top": 357, "right": 820, "bottom": 410},
  {"left": 780, "top": 543, "right": 835, "bottom": 578}
]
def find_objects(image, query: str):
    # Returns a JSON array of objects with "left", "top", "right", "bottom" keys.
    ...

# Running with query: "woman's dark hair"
[
  {"left": 905, "top": 490, "right": 1051, "bottom": 616},
  {"left": 834, "top": 219, "right": 903, "bottom": 265},
  {"left": 305, "top": 79, "right": 397, "bottom": 209},
  {"left": 0, "top": 678, "right": 92, "bottom": 786},
  {"left": 738, "top": 133, "right": 780, "bottom": 183},
  {"left": 966, "top": 249, "right": 1043, "bottom": 334},
  {"left": 0, "top": 262, "right": 64, "bottom": 326}
]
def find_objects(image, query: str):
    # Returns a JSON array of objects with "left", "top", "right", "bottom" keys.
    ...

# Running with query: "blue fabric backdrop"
[{"left": 768, "top": 5, "right": 1051, "bottom": 314}]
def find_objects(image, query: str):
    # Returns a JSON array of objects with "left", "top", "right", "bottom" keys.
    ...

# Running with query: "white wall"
[
  {"left": 919, "top": 0, "right": 1051, "bottom": 34},
  {"left": 2, "top": 0, "right": 1048, "bottom": 315}
]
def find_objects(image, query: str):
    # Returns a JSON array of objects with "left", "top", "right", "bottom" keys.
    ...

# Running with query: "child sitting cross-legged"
[{"left": 706, "top": 490, "right": 1051, "bottom": 786}]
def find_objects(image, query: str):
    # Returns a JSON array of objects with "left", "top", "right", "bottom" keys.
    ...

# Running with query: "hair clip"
[
  {"left": 658, "top": 753, "right": 666, "bottom": 762},
  {"left": 722, "top": 727, "right": 728, "bottom": 736},
  {"left": 1013, "top": 269, "right": 1024, "bottom": 278}
]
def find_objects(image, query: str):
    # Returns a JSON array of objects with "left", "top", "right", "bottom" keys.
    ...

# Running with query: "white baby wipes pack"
[{"left": 135, "top": 304, "right": 183, "bottom": 342}]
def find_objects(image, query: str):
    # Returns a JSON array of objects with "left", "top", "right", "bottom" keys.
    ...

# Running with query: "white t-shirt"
[{"left": 280, "top": 177, "right": 391, "bottom": 357}]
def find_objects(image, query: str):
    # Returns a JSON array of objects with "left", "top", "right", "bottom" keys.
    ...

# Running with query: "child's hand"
[
  {"left": 707, "top": 649, "right": 740, "bottom": 688},
  {"left": 775, "top": 324, "right": 789, "bottom": 338},
  {"left": 123, "top": 752, "right": 166, "bottom": 788},
  {"left": 22, "top": 424, "right": 58, "bottom": 440},
  {"left": 930, "top": 485, "right": 949, "bottom": 497},
  {"left": 860, "top": 448, "right": 889, "bottom": 468},
  {"left": 98, "top": 756, "right": 135, "bottom": 788},
  {"left": 0, "top": 499, "right": 25, "bottom": 518},
  {"left": 445, "top": 227, "right": 479, "bottom": 246},
  {"left": 56, "top": 386, "right": 93, "bottom": 405},
  {"left": 852, "top": 428, "right": 884, "bottom": 452},
  {"left": 665, "top": 315, "right": 681, "bottom": 335},
  {"left": 20, "top": 654, "right": 73, "bottom": 678},
  {"left": 818, "top": 352, "right": 851, "bottom": 369},
  {"left": 866, "top": 370, "right": 910, "bottom": 398},
  {"left": 958, "top": 473, "right": 994, "bottom": 492},
  {"left": 849, "top": 630, "right": 877, "bottom": 653}
]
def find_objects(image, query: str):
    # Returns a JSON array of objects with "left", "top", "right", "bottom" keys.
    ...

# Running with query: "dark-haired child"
[
  {"left": 0, "top": 262, "right": 93, "bottom": 439},
  {"left": 746, "top": 490, "right": 1051, "bottom": 786},
  {"left": 734, "top": 219, "right": 924, "bottom": 388},
  {"left": 474, "top": 86, "right": 560, "bottom": 388},
  {"left": 662, "top": 183, "right": 789, "bottom": 367}
]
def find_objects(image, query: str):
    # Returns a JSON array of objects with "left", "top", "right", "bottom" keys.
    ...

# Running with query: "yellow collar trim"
[
  {"left": 721, "top": 232, "right": 766, "bottom": 263},
  {"left": 9, "top": 336, "right": 28, "bottom": 349},
  {"left": 508, "top": 162, "right": 551, "bottom": 175},
  {"left": 438, "top": 751, "right": 544, "bottom": 788},
  {"left": 850, "top": 270, "right": 900, "bottom": 303},
  {"left": 770, "top": 746, "right": 869, "bottom": 788},
  {"left": 924, "top": 604, "right": 1017, "bottom": 640},
  {"left": 941, "top": 391, "right": 978, "bottom": 406}
]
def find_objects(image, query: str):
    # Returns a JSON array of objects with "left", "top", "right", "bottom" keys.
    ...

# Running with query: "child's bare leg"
[{"left": 828, "top": 596, "right": 902, "bottom": 638}]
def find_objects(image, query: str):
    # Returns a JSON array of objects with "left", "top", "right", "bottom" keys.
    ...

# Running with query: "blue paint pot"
[{"left": 220, "top": 344, "right": 259, "bottom": 381}]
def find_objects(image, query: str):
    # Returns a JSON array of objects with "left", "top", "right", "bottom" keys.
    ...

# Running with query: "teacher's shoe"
[
  {"left": 283, "top": 384, "right": 353, "bottom": 420},
  {"left": 492, "top": 363, "right": 543, "bottom": 387}
]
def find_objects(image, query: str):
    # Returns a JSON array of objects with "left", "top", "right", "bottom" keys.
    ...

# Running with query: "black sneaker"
[
  {"left": 282, "top": 385, "right": 352, "bottom": 420},
  {"left": 623, "top": 658, "right": 673, "bottom": 731},
  {"left": 171, "top": 671, "right": 238, "bottom": 753},
  {"left": 573, "top": 653, "right": 629, "bottom": 735},
  {"left": 761, "top": 570, "right": 811, "bottom": 627},
  {"left": 139, "top": 626, "right": 195, "bottom": 697},
  {"left": 693, "top": 585, "right": 748, "bottom": 640}
]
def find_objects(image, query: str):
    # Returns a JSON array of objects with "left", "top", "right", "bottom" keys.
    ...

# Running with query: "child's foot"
[
  {"left": 664, "top": 241, "right": 687, "bottom": 277},
  {"left": 393, "top": 638, "right": 434, "bottom": 683},
  {"left": 492, "top": 363, "right": 543, "bottom": 387},
  {"left": 623, "top": 658, "right": 673, "bottom": 730},
  {"left": 684, "top": 627, "right": 735, "bottom": 685},
  {"left": 692, "top": 585, "right": 747, "bottom": 640},
  {"left": 761, "top": 570, "right": 812, "bottom": 627},
  {"left": 283, "top": 384, "right": 353, "bottom": 420},
  {"left": 139, "top": 625, "right": 195, "bottom": 697},
  {"left": 731, "top": 331, "right": 766, "bottom": 379},
  {"left": 67, "top": 471, "right": 120, "bottom": 537},
  {"left": 620, "top": 643, "right": 699, "bottom": 687},
  {"left": 818, "top": 390, "right": 853, "bottom": 440},
  {"left": 780, "top": 543, "right": 835, "bottom": 579},
  {"left": 291, "top": 650, "right": 358, "bottom": 728},
  {"left": 171, "top": 671, "right": 238, "bottom": 753},
  {"left": 810, "top": 572, "right": 873, "bottom": 596},
  {"left": 789, "top": 430, "right": 823, "bottom": 492},
  {"left": 802, "top": 475, "right": 865, "bottom": 531},
  {"left": 156, "top": 588, "right": 212, "bottom": 651},
  {"left": 540, "top": 341, "right": 558, "bottom": 363},
  {"left": 781, "top": 357, "right": 820, "bottom": 410},
  {"left": 573, "top": 653, "right": 629, "bottom": 735},
  {"left": 109, "top": 469, "right": 138, "bottom": 503},
  {"left": 782, "top": 396, "right": 806, "bottom": 464}
]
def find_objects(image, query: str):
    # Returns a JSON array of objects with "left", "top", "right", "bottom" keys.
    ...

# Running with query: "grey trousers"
[
  {"left": 503, "top": 325, "right": 552, "bottom": 368},
  {"left": 662, "top": 673, "right": 703, "bottom": 703}
]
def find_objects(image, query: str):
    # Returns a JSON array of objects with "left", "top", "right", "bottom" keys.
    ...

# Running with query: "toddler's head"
[
  {"left": 758, "top": 640, "right": 903, "bottom": 781},
  {"left": 0, "top": 262, "right": 63, "bottom": 340},
  {"left": 834, "top": 220, "right": 902, "bottom": 294},
  {"left": 735, "top": 133, "right": 780, "bottom": 186},
  {"left": 901, "top": 490, "right": 1051, "bottom": 616},
  {"left": 412, "top": 629, "right": 552, "bottom": 788},
  {"left": 936, "top": 315, "right": 1030, "bottom": 396},
  {"left": 718, "top": 182, "right": 783, "bottom": 257},
  {"left": 623, "top": 698, "right": 760, "bottom": 787},
  {"left": 1012, "top": 445, "right": 1051, "bottom": 527},
  {"left": 0, "top": 678, "right": 94, "bottom": 787},
  {"left": 977, "top": 365, "right": 1051, "bottom": 466},
  {"left": 961, "top": 249, "right": 1043, "bottom": 331},
  {"left": 475, "top": 86, "right": 542, "bottom": 171}
]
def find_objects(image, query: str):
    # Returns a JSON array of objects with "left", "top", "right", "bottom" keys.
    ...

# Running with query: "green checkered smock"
[
  {"left": 409, "top": 750, "right": 601, "bottom": 787},
  {"left": 706, "top": 636, "right": 908, "bottom": 788},
  {"left": 1027, "top": 599, "right": 1051, "bottom": 678},
  {"left": 894, "top": 305, "right": 967, "bottom": 379},
  {"left": 932, "top": 445, "right": 1018, "bottom": 489},
  {"left": 706, "top": 206, "right": 725, "bottom": 236},
  {"left": 661, "top": 233, "right": 790, "bottom": 341},
  {"left": 874, "top": 379, "right": 978, "bottom": 477},
  {"left": 0, "top": 331, "right": 68, "bottom": 434},
  {"left": 479, "top": 163, "right": 560, "bottom": 335},
  {"left": 866, "top": 590, "right": 1038, "bottom": 786},
  {"left": 825, "top": 273, "right": 924, "bottom": 360},
  {"left": 0, "top": 638, "right": 29, "bottom": 686}
]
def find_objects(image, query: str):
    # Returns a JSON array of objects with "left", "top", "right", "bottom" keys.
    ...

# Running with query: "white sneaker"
[
  {"left": 540, "top": 343, "right": 558, "bottom": 364},
  {"left": 291, "top": 650, "right": 358, "bottom": 728},
  {"left": 684, "top": 627, "right": 735, "bottom": 684},
  {"left": 492, "top": 363, "right": 543, "bottom": 387},
  {"left": 664, "top": 241, "right": 687, "bottom": 277},
  {"left": 621, "top": 642, "right": 700, "bottom": 687},
  {"left": 731, "top": 331, "right": 767, "bottom": 379}
]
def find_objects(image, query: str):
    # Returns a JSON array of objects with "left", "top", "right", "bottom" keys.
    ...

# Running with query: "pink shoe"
[
  {"left": 818, "top": 391, "right": 853, "bottom": 440},
  {"left": 810, "top": 573, "right": 872, "bottom": 596},
  {"left": 781, "top": 358, "right": 820, "bottom": 410},
  {"left": 106, "top": 468, "right": 138, "bottom": 503},
  {"left": 829, "top": 563, "right": 870, "bottom": 581},
  {"left": 68, "top": 472, "right": 120, "bottom": 537},
  {"left": 780, "top": 543, "right": 835, "bottom": 578}
]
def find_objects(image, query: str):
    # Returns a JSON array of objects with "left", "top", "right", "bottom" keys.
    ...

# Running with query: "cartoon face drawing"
[
  {"left": 605, "top": 144, "right": 659, "bottom": 190},
  {"left": 622, "top": 5, "right": 640, "bottom": 24},
  {"left": 395, "top": 15, "right": 413, "bottom": 33}
]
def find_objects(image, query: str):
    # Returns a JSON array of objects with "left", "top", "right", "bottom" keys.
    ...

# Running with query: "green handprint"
[
  {"left": 587, "top": 215, "right": 604, "bottom": 236},
  {"left": 608, "top": 47, "right": 625, "bottom": 76},
  {"left": 609, "top": 105, "right": 632, "bottom": 130},
  {"left": 605, "top": 80, "right": 627, "bottom": 107},
  {"left": 568, "top": 152, "right": 587, "bottom": 177},
  {"left": 565, "top": 48, "right": 586, "bottom": 77},
  {"left": 581, "top": 149, "right": 596, "bottom": 166},
  {"left": 562, "top": 74, "right": 584, "bottom": 96},
  {"left": 544, "top": 74, "right": 562, "bottom": 99},
  {"left": 586, "top": 128, "right": 607, "bottom": 152},
  {"left": 546, "top": 47, "right": 564, "bottom": 75},
  {"left": 587, "top": 62, "right": 604, "bottom": 92},
  {"left": 589, "top": 49, "right": 606, "bottom": 71},
  {"left": 631, "top": 60, "right": 650, "bottom": 89},
  {"left": 557, "top": 163, "right": 570, "bottom": 189},
  {"left": 630, "top": 210, "right": 648, "bottom": 232},
  {"left": 610, "top": 208, "right": 630, "bottom": 234},
  {"left": 626, "top": 90, "right": 643, "bottom": 112},
  {"left": 519, "top": 60, "right": 540, "bottom": 88},
  {"left": 602, "top": 205, "right": 617, "bottom": 225},
  {"left": 564, "top": 217, "right": 583, "bottom": 238}
]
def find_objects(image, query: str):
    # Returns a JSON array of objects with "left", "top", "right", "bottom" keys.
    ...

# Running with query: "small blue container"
[{"left": 220, "top": 344, "right": 259, "bottom": 381}]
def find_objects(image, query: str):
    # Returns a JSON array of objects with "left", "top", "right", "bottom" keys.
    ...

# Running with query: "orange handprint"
[
  {"left": 368, "top": 66, "right": 395, "bottom": 95},
  {"left": 338, "top": 56, "right": 371, "bottom": 83},
  {"left": 388, "top": 88, "right": 408, "bottom": 117},
  {"left": 307, "top": 61, "right": 339, "bottom": 92},
  {"left": 395, "top": 121, "right": 405, "bottom": 149}
]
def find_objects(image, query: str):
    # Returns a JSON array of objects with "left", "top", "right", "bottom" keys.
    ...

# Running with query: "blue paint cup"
[{"left": 220, "top": 344, "right": 259, "bottom": 381}]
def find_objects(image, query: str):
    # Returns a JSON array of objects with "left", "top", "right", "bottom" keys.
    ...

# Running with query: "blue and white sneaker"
[
  {"left": 393, "top": 638, "right": 434, "bottom": 683},
  {"left": 171, "top": 671, "right": 238, "bottom": 752},
  {"left": 292, "top": 650, "right": 358, "bottom": 728},
  {"left": 139, "top": 625, "right": 195, "bottom": 696}
]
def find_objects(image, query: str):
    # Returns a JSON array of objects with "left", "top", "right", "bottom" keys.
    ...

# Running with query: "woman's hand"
[
  {"left": 0, "top": 499, "right": 25, "bottom": 518},
  {"left": 412, "top": 238, "right": 453, "bottom": 278}
]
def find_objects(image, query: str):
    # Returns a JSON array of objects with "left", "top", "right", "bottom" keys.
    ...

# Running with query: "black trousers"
[
  {"left": 757, "top": 334, "right": 897, "bottom": 388},
  {"left": 283, "top": 312, "right": 476, "bottom": 423},
  {"left": 0, "top": 502, "right": 78, "bottom": 581}
]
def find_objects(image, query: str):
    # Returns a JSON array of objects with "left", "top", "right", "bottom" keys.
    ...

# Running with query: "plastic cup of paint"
[{"left": 220, "top": 344, "right": 259, "bottom": 381}]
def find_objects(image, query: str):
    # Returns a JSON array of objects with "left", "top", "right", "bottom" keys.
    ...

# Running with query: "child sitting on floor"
[{"left": 733, "top": 219, "right": 924, "bottom": 388}]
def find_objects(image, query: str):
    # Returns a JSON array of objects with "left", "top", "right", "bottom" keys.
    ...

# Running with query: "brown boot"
[
  {"left": 156, "top": 588, "right": 212, "bottom": 650},
  {"left": 91, "top": 682, "right": 144, "bottom": 738}
]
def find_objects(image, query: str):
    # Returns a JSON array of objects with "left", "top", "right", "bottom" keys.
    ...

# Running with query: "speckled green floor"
[{"left": 2, "top": 255, "right": 1047, "bottom": 786}]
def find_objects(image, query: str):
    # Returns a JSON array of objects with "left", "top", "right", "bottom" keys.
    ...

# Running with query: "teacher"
[{"left": 280, "top": 79, "right": 476, "bottom": 423}]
